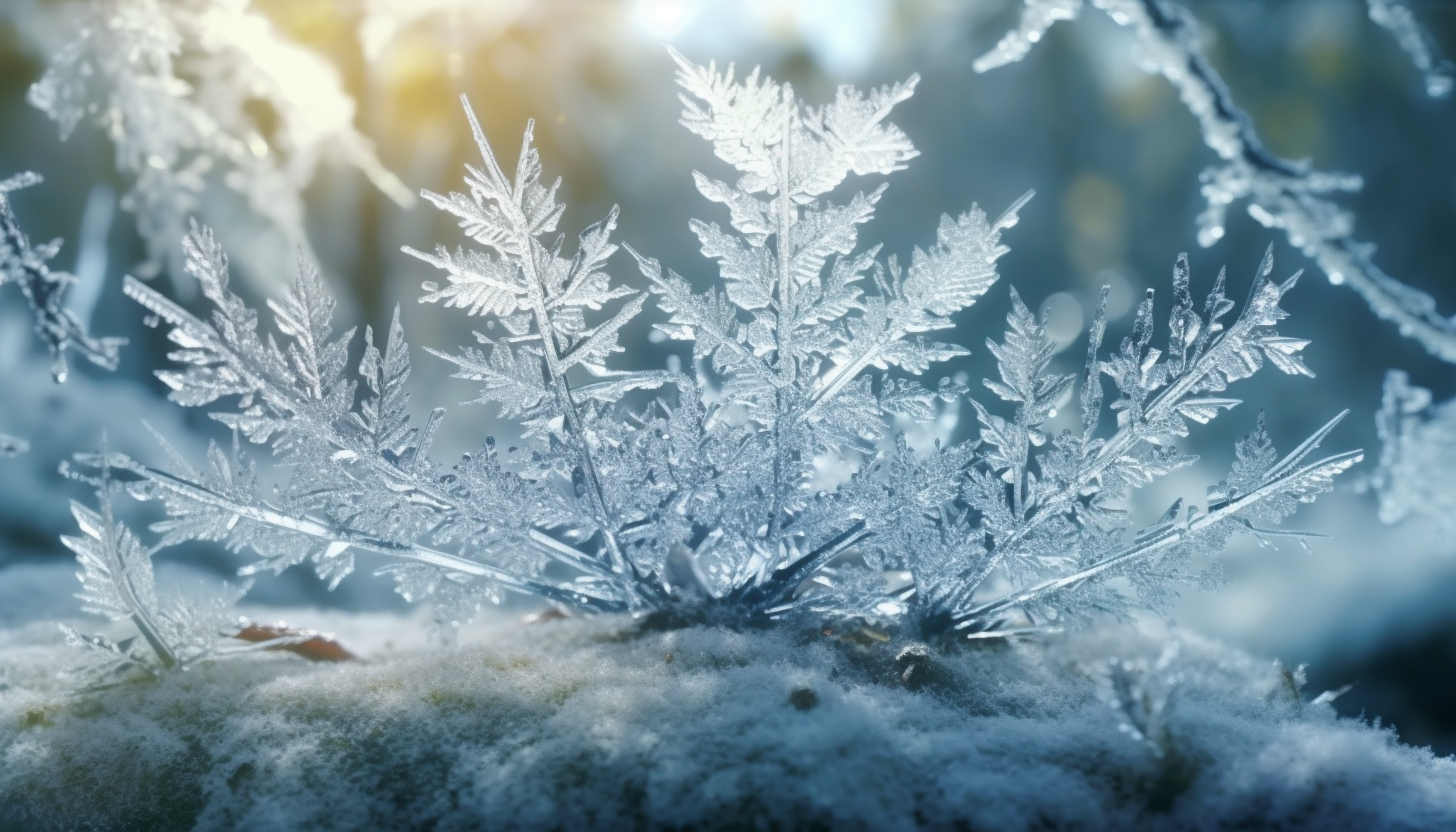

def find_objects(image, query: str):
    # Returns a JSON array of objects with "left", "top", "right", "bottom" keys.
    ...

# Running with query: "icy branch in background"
[
  {"left": 0, "top": 171, "right": 123, "bottom": 384},
  {"left": 1368, "top": 0, "right": 1454, "bottom": 98},
  {"left": 26, "top": 0, "right": 410, "bottom": 281},
  {"left": 977, "top": 0, "right": 1456, "bottom": 365},
  {"left": 973, "top": 0, "right": 1082, "bottom": 73}
]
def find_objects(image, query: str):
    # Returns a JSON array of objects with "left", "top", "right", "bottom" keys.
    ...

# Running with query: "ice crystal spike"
[
  {"left": 816, "top": 250, "right": 1357, "bottom": 638},
  {"left": 977, "top": 0, "right": 1456, "bottom": 366},
  {"left": 0, "top": 171, "right": 123, "bottom": 385},
  {"left": 100, "top": 50, "right": 1355, "bottom": 639}
]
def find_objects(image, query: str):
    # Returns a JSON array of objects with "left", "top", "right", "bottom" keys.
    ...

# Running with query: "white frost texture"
[{"left": 1, "top": 612, "right": 1454, "bottom": 831}]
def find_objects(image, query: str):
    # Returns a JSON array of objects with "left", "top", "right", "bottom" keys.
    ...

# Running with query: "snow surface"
[{"left": 1, "top": 611, "right": 1454, "bottom": 831}]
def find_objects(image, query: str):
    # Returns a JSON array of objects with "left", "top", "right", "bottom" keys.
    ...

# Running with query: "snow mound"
[{"left": 1, "top": 613, "right": 1453, "bottom": 831}]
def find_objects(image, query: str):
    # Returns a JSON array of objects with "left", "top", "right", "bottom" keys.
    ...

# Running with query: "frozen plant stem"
[{"left": 979, "top": 0, "right": 1456, "bottom": 365}]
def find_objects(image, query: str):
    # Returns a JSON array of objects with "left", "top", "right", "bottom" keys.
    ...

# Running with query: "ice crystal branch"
[
  {"left": 977, "top": 0, "right": 1456, "bottom": 366},
  {"left": 119, "top": 222, "right": 633, "bottom": 616},
  {"left": 404, "top": 97, "right": 680, "bottom": 605},
  {"left": 622, "top": 48, "right": 1039, "bottom": 612},
  {"left": 0, "top": 170, "right": 122, "bottom": 452},
  {"left": 806, "top": 249, "right": 1360, "bottom": 637},
  {"left": 58, "top": 459, "right": 327, "bottom": 683},
  {"left": 96, "top": 51, "right": 1356, "bottom": 638},
  {"left": 27, "top": 0, "right": 411, "bottom": 280}
]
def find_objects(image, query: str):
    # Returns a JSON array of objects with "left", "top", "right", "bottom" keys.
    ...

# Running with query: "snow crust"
[{"left": 2, "top": 612, "right": 1454, "bottom": 831}]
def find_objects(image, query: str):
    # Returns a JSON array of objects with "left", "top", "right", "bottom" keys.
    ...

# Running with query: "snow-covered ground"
[{"left": 2, "top": 610, "right": 1453, "bottom": 831}]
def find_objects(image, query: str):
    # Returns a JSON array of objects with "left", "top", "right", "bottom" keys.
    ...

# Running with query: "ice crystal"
[
  {"left": 799, "top": 251, "right": 1360, "bottom": 637},
  {"left": 93, "top": 51, "right": 1357, "bottom": 637},
  {"left": 27, "top": 0, "right": 411, "bottom": 281},
  {"left": 1098, "top": 643, "right": 1181, "bottom": 757},
  {"left": 57, "top": 459, "right": 322, "bottom": 683},
  {"left": 977, "top": 0, "right": 1456, "bottom": 366}
]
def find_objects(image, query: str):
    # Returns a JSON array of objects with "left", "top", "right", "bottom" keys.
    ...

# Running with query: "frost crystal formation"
[
  {"left": 57, "top": 462, "right": 330, "bottom": 684},
  {"left": 92, "top": 52, "right": 1358, "bottom": 640},
  {"left": 0, "top": 171, "right": 122, "bottom": 383},
  {"left": 27, "top": 0, "right": 411, "bottom": 280}
]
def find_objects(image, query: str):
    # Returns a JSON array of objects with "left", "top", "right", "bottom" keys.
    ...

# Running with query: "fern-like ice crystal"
[
  {"left": 59, "top": 459, "right": 329, "bottom": 683},
  {"left": 93, "top": 51, "right": 1358, "bottom": 639}
]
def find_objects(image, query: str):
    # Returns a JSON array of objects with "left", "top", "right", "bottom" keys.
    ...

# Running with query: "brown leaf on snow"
[{"left": 233, "top": 623, "right": 357, "bottom": 662}]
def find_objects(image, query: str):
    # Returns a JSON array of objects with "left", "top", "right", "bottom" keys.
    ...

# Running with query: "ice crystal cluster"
[
  {"left": 50, "top": 47, "right": 1360, "bottom": 671},
  {"left": 978, "top": 0, "right": 1456, "bottom": 365},
  {"left": 26, "top": 0, "right": 411, "bottom": 281}
]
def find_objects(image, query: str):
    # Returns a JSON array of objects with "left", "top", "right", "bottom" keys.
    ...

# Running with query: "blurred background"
[{"left": 1, "top": 0, "right": 1455, "bottom": 752}]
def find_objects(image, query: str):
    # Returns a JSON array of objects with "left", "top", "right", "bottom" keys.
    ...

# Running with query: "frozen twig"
[{"left": 1368, "top": 0, "right": 1454, "bottom": 98}]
